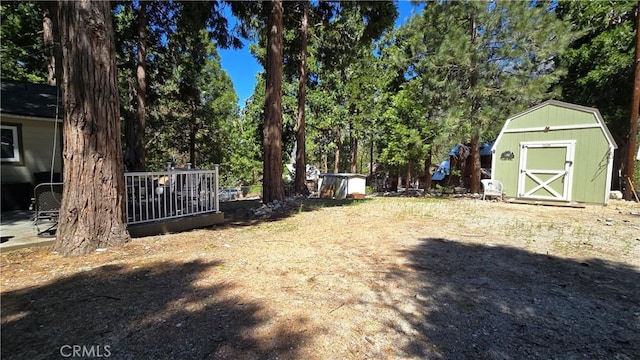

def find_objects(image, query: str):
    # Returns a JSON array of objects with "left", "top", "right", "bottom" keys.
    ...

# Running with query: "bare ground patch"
[{"left": 2, "top": 198, "right": 639, "bottom": 359}]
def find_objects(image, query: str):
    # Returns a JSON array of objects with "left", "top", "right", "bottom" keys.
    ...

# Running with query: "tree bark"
[
  {"left": 53, "top": 0, "right": 130, "bottom": 256},
  {"left": 294, "top": 1, "right": 308, "bottom": 196},
  {"left": 623, "top": 3, "right": 640, "bottom": 201},
  {"left": 334, "top": 128, "right": 341, "bottom": 173},
  {"left": 405, "top": 159, "right": 412, "bottom": 195},
  {"left": 135, "top": 0, "right": 147, "bottom": 171},
  {"left": 124, "top": 77, "right": 136, "bottom": 170},
  {"left": 369, "top": 137, "right": 374, "bottom": 178},
  {"left": 470, "top": 133, "right": 481, "bottom": 192},
  {"left": 189, "top": 123, "right": 197, "bottom": 165},
  {"left": 423, "top": 147, "right": 432, "bottom": 191},
  {"left": 350, "top": 126, "right": 358, "bottom": 173},
  {"left": 469, "top": 10, "right": 482, "bottom": 194},
  {"left": 322, "top": 152, "right": 328, "bottom": 174},
  {"left": 263, "top": 0, "right": 285, "bottom": 203},
  {"left": 43, "top": 7, "right": 56, "bottom": 86},
  {"left": 44, "top": 2, "right": 64, "bottom": 87},
  {"left": 189, "top": 102, "right": 197, "bottom": 166}
]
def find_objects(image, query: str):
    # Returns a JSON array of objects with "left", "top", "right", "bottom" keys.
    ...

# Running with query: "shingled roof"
[{"left": 1, "top": 79, "right": 61, "bottom": 120}]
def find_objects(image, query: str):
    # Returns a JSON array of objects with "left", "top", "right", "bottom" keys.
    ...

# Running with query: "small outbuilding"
[
  {"left": 491, "top": 100, "right": 617, "bottom": 205},
  {"left": 318, "top": 173, "right": 366, "bottom": 199}
]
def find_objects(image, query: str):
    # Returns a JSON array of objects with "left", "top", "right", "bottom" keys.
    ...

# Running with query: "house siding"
[{"left": 1, "top": 115, "right": 62, "bottom": 185}]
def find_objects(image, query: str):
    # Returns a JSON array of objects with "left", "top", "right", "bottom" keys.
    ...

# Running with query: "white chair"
[{"left": 481, "top": 179, "right": 504, "bottom": 201}]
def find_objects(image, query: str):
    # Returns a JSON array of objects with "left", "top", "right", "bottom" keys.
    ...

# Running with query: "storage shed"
[
  {"left": 318, "top": 173, "right": 366, "bottom": 199},
  {"left": 491, "top": 100, "right": 617, "bottom": 205}
]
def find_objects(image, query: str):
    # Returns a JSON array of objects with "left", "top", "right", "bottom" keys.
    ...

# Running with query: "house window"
[{"left": 1, "top": 123, "right": 22, "bottom": 164}]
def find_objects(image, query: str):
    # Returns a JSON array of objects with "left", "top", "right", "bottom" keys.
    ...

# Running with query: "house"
[
  {"left": 491, "top": 100, "right": 617, "bottom": 205},
  {"left": 1, "top": 80, "right": 62, "bottom": 210}
]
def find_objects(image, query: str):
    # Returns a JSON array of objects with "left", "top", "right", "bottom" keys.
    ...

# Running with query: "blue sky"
[{"left": 218, "top": 1, "right": 422, "bottom": 108}]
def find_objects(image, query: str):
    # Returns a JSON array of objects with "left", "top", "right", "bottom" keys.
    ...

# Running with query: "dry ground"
[{"left": 1, "top": 197, "right": 639, "bottom": 359}]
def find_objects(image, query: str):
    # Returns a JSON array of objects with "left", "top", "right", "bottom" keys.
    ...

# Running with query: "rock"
[{"left": 610, "top": 191, "right": 623, "bottom": 200}]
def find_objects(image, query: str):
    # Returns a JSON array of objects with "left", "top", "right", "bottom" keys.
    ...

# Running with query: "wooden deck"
[
  {"left": 506, "top": 198, "right": 587, "bottom": 208},
  {"left": 126, "top": 211, "right": 225, "bottom": 238}
]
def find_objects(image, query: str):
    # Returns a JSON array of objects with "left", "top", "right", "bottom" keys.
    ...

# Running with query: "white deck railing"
[{"left": 124, "top": 164, "right": 220, "bottom": 225}]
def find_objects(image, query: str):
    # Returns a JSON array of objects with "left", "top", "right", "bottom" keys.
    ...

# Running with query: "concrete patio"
[{"left": 0, "top": 211, "right": 55, "bottom": 252}]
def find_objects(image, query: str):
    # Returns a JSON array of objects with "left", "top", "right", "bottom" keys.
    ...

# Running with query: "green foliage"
[
  {"left": 423, "top": 1, "right": 572, "bottom": 137},
  {"left": 375, "top": 0, "right": 573, "bottom": 185},
  {"left": 0, "top": 1, "right": 47, "bottom": 83},
  {"left": 112, "top": 1, "right": 247, "bottom": 186},
  {"left": 377, "top": 80, "right": 429, "bottom": 169},
  {"left": 8, "top": 0, "right": 628, "bottom": 193},
  {"left": 556, "top": 0, "right": 637, "bottom": 138}
]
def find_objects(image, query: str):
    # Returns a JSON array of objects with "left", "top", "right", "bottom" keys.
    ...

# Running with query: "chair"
[
  {"left": 33, "top": 182, "right": 63, "bottom": 236},
  {"left": 481, "top": 179, "right": 503, "bottom": 201}
]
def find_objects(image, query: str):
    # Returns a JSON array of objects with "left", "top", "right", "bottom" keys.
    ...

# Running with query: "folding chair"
[{"left": 33, "top": 182, "right": 63, "bottom": 236}]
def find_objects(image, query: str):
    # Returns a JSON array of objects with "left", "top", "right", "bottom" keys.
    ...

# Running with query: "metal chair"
[
  {"left": 33, "top": 182, "right": 63, "bottom": 236},
  {"left": 481, "top": 179, "right": 504, "bottom": 201}
]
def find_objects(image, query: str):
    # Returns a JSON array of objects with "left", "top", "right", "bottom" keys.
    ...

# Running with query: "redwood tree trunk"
[
  {"left": 369, "top": 138, "right": 374, "bottom": 178},
  {"left": 189, "top": 102, "right": 197, "bottom": 166},
  {"left": 334, "top": 128, "right": 341, "bottom": 173},
  {"left": 322, "top": 152, "right": 328, "bottom": 174},
  {"left": 405, "top": 159, "right": 412, "bottom": 195},
  {"left": 470, "top": 133, "right": 481, "bottom": 193},
  {"left": 469, "top": 10, "right": 482, "bottom": 194},
  {"left": 423, "top": 147, "right": 432, "bottom": 191},
  {"left": 135, "top": 0, "right": 147, "bottom": 171},
  {"left": 623, "top": 3, "right": 640, "bottom": 201},
  {"left": 263, "top": 0, "right": 285, "bottom": 203},
  {"left": 43, "top": 7, "right": 56, "bottom": 86},
  {"left": 294, "top": 0, "right": 308, "bottom": 196},
  {"left": 189, "top": 119, "right": 197, "bottom": 165},
  {"left": 350, "top": 128, "right": 358, "bottom": 173},
  {"left": 54, "top": 0, "right": 130, "bottom": 256}
]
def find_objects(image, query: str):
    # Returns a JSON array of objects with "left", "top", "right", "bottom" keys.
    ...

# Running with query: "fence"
[{"left": 124, "top": 165, "right": 220, "bottom": 225}]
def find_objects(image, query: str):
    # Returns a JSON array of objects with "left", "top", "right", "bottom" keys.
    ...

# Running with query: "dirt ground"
[{"left": 1, "top": 197, "right": 639, "bottom": 359}]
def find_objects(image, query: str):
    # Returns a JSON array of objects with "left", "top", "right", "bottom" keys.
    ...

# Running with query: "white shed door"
[{"left": 517, "top": 141, "right": 575, "bottom": 201}]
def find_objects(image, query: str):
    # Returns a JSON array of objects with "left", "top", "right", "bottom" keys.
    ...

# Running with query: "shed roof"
[
  {"left": 492, "top": 100, "right": 618, "bottom": 151},
  {"left": 320, "top": 173, "right": 367, "bottom": 179},
  {"left": 1, "top": 79, "right": 61, "bottom": 120}
]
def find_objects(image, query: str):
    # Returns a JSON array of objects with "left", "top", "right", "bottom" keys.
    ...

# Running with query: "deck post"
[{"left": 214, "top": 164, "right": 220, "bottom": 213}]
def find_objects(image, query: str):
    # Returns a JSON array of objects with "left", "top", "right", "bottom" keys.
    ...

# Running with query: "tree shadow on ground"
[
  {"left": 387, "top": 238, "right": 639, "bottom": 359},
  {"left": 219, "top": 198, "right": 370, "bottom": 227},
  {"left": 0, "top": 211, "right": 34, "bottom": 226},
  {"left": 1, "top": 260, "right": 308, "bottom": 359}
]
